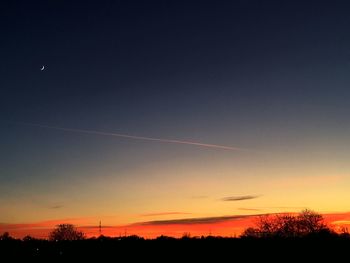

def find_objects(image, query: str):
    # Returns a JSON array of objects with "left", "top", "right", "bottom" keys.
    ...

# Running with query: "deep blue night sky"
[{"left": 2, "top": 1, "right": 350, "bottom": 127}]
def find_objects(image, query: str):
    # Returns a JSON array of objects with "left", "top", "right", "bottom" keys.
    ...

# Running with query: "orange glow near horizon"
[{"left": 2, "top": 212, "right": 350, "bottom": 239}]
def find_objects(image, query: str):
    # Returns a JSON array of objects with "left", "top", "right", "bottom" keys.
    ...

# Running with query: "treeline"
[
  {"left": 1, "top": 233, "right": 350, "bottom": 260},
  {"left": 1, "top": 210, "right": 350, "bottom": 260}
]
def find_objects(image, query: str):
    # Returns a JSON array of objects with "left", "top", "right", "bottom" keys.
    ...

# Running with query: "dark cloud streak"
[
  {"left": 221, "top": 195, "right": 260, "bottom": 202},
  {"left": 49, "top": 205, "right": 63, "bottom": 209},
  {"left": 135, "top": 214, "right": 261, "bottom": 226}
]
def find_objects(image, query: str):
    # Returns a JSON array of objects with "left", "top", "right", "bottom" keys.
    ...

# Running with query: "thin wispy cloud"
[
  {"left": 49, "top": 205, "right": 63, "bottom": 209},
  {"left": 238, "top": 208, "right": 262, "bottom": 211},
  {"left": 238, "top": 206, "right": 308, "bottom": 212},
  {"left": 264, "top": 206, "right": 308, "bottom": 210},
  {"left": 221, "top": 195, "right": 260, "bottom": 202},
  {"left": 15, "top": 122, "right": 252, "bottom": 152},
  {"left": 140, "top": 212, "right": 191, "bottom": 217}
]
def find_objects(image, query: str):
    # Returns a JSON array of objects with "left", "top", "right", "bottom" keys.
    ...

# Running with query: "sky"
[{"left": 1, "top": 0, "right": 350, "bottom": 238}]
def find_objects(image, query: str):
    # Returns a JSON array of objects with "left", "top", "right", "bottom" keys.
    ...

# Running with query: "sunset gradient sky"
[{"left": 1, "top": 0, "right": 350, "bottom": 238}]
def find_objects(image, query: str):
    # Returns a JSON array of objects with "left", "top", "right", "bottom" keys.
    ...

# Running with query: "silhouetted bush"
[
  {"left": 0, "top": 232, "right": 13, "bottom": 241},
  {"left": 23, "top": 235, "right": 36, "bottom": 242},
  {"left": 49, "top": 224, "right": 85, "bottom": 241},
  {"left": 155, "top": 235, "right": 176, "bottom": 241}
]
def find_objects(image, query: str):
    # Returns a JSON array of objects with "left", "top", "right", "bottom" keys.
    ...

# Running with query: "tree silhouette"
[
  {"left": 0, "top": 232, "right": 12, "bottom": 240},
  {"left": 296, "top": 209, "right": 328, "bottom": 235},
  {"left": 242, "top": 209, "right": 332, "bottom": 238},
  {"left": 49, "top": 224, "right": 85, "bottom": 241}
]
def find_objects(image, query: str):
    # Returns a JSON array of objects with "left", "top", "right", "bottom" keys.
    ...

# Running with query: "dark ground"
[{"left": 1, "top": 236, "right": 349, "bottom": 261}]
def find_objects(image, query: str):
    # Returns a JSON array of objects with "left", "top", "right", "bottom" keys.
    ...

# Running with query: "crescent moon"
[{"left": 41, "top": 65, "right": 45, "bottom": 71}]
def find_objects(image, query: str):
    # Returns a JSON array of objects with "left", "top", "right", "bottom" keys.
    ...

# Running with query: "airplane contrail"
[{"left": 15, "top": 122, "right": 251, "bottom": 151}]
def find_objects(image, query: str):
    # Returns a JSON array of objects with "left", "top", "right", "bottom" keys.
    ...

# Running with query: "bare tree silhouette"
[
  {"left": 242, "top": 209, "right": 332, "bottom": 238},
  {"left": 49, "top": 224, "right": 85, "bottom": 241}
]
